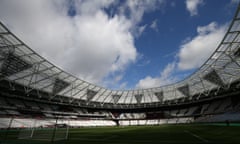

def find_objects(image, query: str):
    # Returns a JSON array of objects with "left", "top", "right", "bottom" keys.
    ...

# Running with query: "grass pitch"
[{"left": 1, "top": 124, "right": 240, "bottom": 144}]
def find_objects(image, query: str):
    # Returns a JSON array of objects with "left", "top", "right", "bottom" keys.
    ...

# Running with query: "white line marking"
[{"left": 184, "top": 130, "right": 209, "bottom": 143}]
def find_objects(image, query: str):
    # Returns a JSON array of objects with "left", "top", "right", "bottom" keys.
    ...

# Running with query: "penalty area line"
[{"left": 184, "top": 130, "right": 209, "bottom": 143}]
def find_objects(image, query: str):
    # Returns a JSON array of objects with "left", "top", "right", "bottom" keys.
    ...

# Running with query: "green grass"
[{"left": 1, "top": 124, "right": 240, "bottom": 144}]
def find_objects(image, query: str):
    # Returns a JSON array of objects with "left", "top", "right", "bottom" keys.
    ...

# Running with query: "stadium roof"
[{"left": 0, "top": 5, "right": 240, "bottom": 107}]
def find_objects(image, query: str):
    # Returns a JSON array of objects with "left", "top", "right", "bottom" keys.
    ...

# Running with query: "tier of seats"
[
  {"left": 119, "top": 118, "right": 193, "bottom": 126},
  {"left": 118, "top": 113, "right": 146, "bottom": 119},
  {"left": 0, "top": 94, "right": 239, "bottom": 126},
  {"left": 0, "top": 97, "right": 113, "bottom": 119},
  {"left": 0, "top": 118, "right": 116, "bottom": 128}
]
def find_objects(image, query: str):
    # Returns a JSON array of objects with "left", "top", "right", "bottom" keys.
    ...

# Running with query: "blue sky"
[
  {"left": 115, "top": 0, "right": 238, "bottom": 89},
  {"left": 0, "top": 0, "right": 239, "bottom": 90}
]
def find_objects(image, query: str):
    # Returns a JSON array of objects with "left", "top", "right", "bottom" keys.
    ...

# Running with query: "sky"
[{"left": 0, "top": 0, "right": 239, "bottom": 90}]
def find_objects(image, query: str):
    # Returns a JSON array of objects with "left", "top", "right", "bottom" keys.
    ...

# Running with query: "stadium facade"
[{"left": 0, "top": 3, "right": 240, "bottom": 140}]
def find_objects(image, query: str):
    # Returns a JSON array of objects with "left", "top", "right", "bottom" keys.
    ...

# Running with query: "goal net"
[{"left": 18, "top": 117, "right": 69, "bottom": 142}]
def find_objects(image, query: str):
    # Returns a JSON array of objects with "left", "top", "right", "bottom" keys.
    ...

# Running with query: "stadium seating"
[
  {"left": 0, "top": 8, "right": 240, "bottom": 128},
  {"left": 24, "top": 101, "right": 40, "bottom": 110},
  {"left": 0, "top": 97, "right": 12, "bottom": 108},
  {"left": 7, "top": 98, "right": 26, "bottom": 109},
  {"left": 195, "top": 113, "right": 240, "bottom": 123},
  {"left": 185, "top": 106, "right": 198, "bottom": 116},
  {"left": 215, "top": 98, "right": 232, "bottom": 113},
  {"left": 204, "top": 100, "right": 223, "bottom": 114},
  {"left": 118, "top": 113, "right": 146, "bottom": 119}
]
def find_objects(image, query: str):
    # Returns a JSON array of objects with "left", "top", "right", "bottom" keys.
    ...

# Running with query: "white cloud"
[
  {"left": 178, "top": 22, "right": 227, "bottom": 70},
  {"left": 0, "top": 0, "right": 135, "bottom": 84},
  {"left": 0, "top": 0, "right": 164, "bottom": 86},
  {"left": 136, "top": 62, "right": 177, "bottom": 88},
  {"left": 170, "top": 2, "right": 176, "bottom": 7},
  {"left": 150, "top": 19, "right": 158, "bottom": 32},
  {"left": 122, "top": 0, "right": 165, "bottom": 36},
  {"left": 136, "top": 24, "right": 147, "bottom": 37},
  {"left": 137, "top": 21, "right": 228, "bottom": 89},
  {"left": 136, "top": 76, "right": 162, "bottom": 89},
  {"left": 231, "top": 0, "right": 240, "bottom": 4},
  {"left": 119, "top": 82, "right": 128, "bottom": 89},
  {"left": 124, "top": 0, "right": 164, "bottom": 24},
  {"left": 74, "top": 0, "right": 115, "bottom": 15},
  {"left": 185, "top": 0, "right": 203, "bottom": 16},
  {"left": 136, "top": 54, "right": 151, "bottom": 67}
]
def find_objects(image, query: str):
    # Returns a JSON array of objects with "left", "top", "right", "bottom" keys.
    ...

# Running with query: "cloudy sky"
[{"left": 0, "top": 0, "right": 238, "bottom": 89}]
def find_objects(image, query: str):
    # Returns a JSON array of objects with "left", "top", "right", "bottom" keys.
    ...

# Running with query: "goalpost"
[{"left": 18, "top": 117, "right": 69, "bottom": 142}]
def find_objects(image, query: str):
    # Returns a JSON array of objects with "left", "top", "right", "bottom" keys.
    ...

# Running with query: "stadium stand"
[{"left": 0, "top": 3, "right": 240, "bottom": 144}]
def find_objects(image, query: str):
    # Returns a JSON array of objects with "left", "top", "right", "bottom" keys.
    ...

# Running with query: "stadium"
[{"left": 0, "top": 2, "right": 240, "bottom": 144}]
